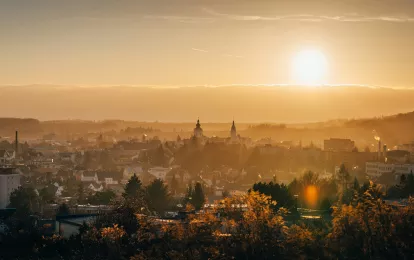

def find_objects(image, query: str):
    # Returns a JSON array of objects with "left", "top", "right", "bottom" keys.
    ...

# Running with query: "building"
[
  {"left": 366, "top": 162, "right": 414, "bottom": 177},
  {"left": 324, "top": 138, "right": 355, "bottom": 152},
  {"left": 122, "top": 166, "right": 144, "bottom": 183},
  {"left": 148, "top": 167, "right": 172, "bottom": 181},
  {"left": 230, "top": 120, "right": 238, "bottom": 143},
  {"left": 97, "top": 171, "right": 121, "bottom": 186},
  {"left": 0, "top": 168, "right": 20, "bottom": 208},
  {"left": 194, "top": 119, "right": 203, "bottom": 138},
  {"left": 80, "top": 171, "right": 99, "bottom": 182},
  {"left": 0, "top": 150, "right": 15, "bottom": 165}
]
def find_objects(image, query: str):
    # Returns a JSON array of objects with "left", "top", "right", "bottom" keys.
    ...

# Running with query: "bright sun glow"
[{"left": 292, "top": 49, "right": 328, "bottom": 86}]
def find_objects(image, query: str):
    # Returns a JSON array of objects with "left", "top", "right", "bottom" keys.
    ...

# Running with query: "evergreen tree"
[
  {"left": 184, "top": 183, "right": 193, "bottom": 206},
  {"left": 89, "top": 190, "right": 116, "bottom": 205},
  {"left": 146, "top": 179, "right": 170, "bottom": 215},
  {"left": 352, "top": 177, "right": 360, "bottom": 192},
  {"left": 191, "top": 182, "right": 205, "bottom": 210},
  {"left": 77, "top": 183, "right": 86, "bottom": 204},
  {"left": 170, "top": 174, "right": 178, "bottom": 195},
  {"left": 57, "top": 203, "right": 71, "bottom": 216},
  {"left": 123, "top": 174, "right": 143, "bottom": 199},
  {"left": 8, "top": 186, "right": 39, "bottom": 218},
  {"left": 152, "top": 145, "right": 166, "bottom": 166}
]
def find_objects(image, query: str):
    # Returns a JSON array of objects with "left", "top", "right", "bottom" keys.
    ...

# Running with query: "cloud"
[
  {"left": 223, "top": 54, "right": 244, "bottom": 59},
  {"left": 191, "top": 48, "right": 209, "bottom": 53},
  {"left": 143, "top": 15, "right": 215, "bottom": 24},
  {"left": 202, "top": 8, "right": 414, "bottom": 23}
]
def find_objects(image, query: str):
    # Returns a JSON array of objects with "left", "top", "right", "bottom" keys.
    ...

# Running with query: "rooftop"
[{"left": 0, "top": 167, "right": 17, "bottom": 175}]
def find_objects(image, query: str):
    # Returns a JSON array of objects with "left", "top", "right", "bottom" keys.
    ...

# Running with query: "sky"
[{"left": 1, "top": 0, "right": 414, "bottom": 87}]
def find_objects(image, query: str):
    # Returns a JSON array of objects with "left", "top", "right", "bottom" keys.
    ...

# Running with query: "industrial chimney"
[
  {"left": 15, "top": 130, "right": 18, "bottom": 155},
  {"left": 383, "top": 144, "right": 387, "bottom": 162},
  {"left": 378, "top": 140, "right": 382, "bottom": 161}
]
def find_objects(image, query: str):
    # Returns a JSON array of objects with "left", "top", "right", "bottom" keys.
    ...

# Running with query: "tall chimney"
[
  {"left": 15, "top": 130, "right": 18, "bottom": 154},
  {"left": 378, "top": 140, "right": 382, "bottom": 161},
  {"left": 383, "top": 144, "right": 387, "bottom": 162}
]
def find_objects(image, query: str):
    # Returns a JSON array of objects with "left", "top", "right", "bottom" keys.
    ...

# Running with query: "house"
[
  {"left": 53, "top": 182, "right": 64, "bottom": 197},
  {"left": 165, "top": 169, "right": 191, "bottom": 183},
  {"left": 122, "top": 166, "right": 144, "bottom": 182},
  {"left": 97, "top": 171, "right": 121, "bottom": 186},
  {"left": 59, "top": 152, "right": 75, "bottom": 163},
  {"left": 80, "top": 171, "right": 99, "bottom": 182},
  {"left": 0, "top": 150, "right": 15, "bottom": 165},
  {"left": 83, "top": 181, "right": 104, "bottom": 192},
  {"left": 148, "top": 167, "right": 172, "bottom": 181}
]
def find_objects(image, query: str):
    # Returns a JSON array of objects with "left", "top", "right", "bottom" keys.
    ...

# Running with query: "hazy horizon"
[{"left": 2, "top": 84, "right": 414, "bottom": 122}]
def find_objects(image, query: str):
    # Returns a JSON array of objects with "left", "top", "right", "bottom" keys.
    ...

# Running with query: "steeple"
[
  {"left": 230, "top": 120, "right": 237, "bottom": 142},
  {"left": 231, "top": 120, "right": 236, "bottom": 131},
  {"left": 194, "top": 118, "right": 203, "bottom": 138}
]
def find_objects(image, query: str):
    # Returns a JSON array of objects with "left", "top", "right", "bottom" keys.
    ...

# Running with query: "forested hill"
[
  {"left": 0, "top": 118, "right": 41, "bottom": 136},
  {"left": 1, "top": 110, "right": 414, "bottom": 147}
]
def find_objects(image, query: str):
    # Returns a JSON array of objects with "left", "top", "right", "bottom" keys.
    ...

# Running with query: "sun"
[{"left": 292, "top": 49, "right": 328, "bottom": 86}]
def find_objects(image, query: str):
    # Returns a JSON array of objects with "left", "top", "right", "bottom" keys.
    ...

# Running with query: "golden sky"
[{"left": 1, "top": 0, "right": 414, "bottom": 87}]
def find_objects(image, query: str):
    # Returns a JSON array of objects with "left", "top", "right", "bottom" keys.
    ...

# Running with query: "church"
[{"left": 191, "top": 118, "right": 245, "bottom": 145}]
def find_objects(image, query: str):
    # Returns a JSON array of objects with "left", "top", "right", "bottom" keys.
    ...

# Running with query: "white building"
[
  {"left": 0, "top": 168, "right": 21, "bottom": 208},
  {"left": 366, "top": 162, "right": 414, "bottom": 177},
  {"left": 0, "top": 150, "right": 15, "bottom": 165},
  {"left": 123, "top": 166, "right": 144, "bottom": 181},
  {"left": 80, "top": 171, "right": 99, "bottom": 182},
  {"left": 148, "top": 167, "right": 171, "bottom": 181}
]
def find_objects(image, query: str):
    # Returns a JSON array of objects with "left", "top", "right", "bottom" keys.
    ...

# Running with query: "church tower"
[
  {"left": 194, "top": 118, "right": 203, "bottom": 138},
  {"left": 230, "top": 120, "right": 238, "bottom": 142}
]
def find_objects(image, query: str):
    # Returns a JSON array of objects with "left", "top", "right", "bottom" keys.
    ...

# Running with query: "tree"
[
  {"left": 89, "top": 190, "right": 116, "bottom": 205},
  {"left": 337, "top": 164, "right": 351, "bottom": 195},
  {"left": 251, "top": 181, "right": 295, "bottom": 210},
  {"left": 57, "top": 203, "right": 71, "bottom": 216},
  {"left": 39, "top": 186, "right": 55, "bottom": 204},
  {"left": 170, "top": 174, "right": 178, "bottom": 195},
  {"left": 151, "top": 145, "right": 166, "bottom": 166},
  {"left": 123, "top": 174, "right": 143, "bottom": 199},
  {"left": 191, "top": 182, "right": 205, "bottom": 210},
  {"left": 99, "top": 150, "right": 116, "bottom": 170},
  {"left": 77, "top": 183, "right": 86, "bottom": 204},
  {"left": 352, "top": 177, "right": 360, "bottom": 191},
  {"left": 222, "top": 190, "right": 230, "bottom": 198},
  {"left": 146, "top": 179, "right": 170, "bottom": 215},
  {"left": 8, "top": 186, "right": 39, "bottom": 219}
]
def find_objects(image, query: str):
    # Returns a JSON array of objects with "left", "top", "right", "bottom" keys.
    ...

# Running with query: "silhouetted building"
[
  {"left": 194, "top": 118, "right": 203, "bottom": 138},
  {"left": 230, "top": 120, "right": 238, "bottom": 142},
  {"left": 324, "top": 138, "right": 355, "bottom": 152}
]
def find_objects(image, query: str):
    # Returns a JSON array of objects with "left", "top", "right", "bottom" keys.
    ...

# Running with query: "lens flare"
[{"left": 305, "top": 185, "right": 318, "bottom": 208}]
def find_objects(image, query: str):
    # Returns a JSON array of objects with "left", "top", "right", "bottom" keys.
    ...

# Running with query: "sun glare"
[
  {"left": 304, "top": 185, "right": 318, "bottom": 208},
  {"left": 292, "top": 49, "right": 328, "bottom": 86}
]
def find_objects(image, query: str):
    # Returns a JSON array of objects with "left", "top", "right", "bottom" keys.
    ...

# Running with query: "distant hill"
[
  {"left": 2, "top": 85, "right": 414, "bottom": 123},
  {"left": 1, "top": 85, "right": 414, "bottom": 146},
  {"left": 0, "top": 118, "right": 41, "bottom": 137}
]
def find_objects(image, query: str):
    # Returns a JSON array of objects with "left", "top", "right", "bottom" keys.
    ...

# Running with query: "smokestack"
[
  {"left": 15, "top": 130, "right": 18, "bottom": 154},
  {"left": 383, "top": 144, "right": 387, "bottom": 162},
  {"left": 378, "top": 140, "right": 382, "bottom": 161}
]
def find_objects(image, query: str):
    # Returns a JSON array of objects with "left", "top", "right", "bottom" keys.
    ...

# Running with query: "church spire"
[
  {"left": 230, "top": 119, "right": 237, "bottom": 142},
  {"left": 194, "top": 118, "right": 203, "bottom": 138}
]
